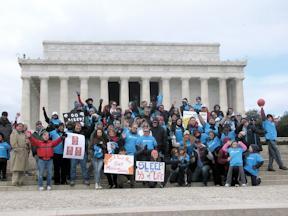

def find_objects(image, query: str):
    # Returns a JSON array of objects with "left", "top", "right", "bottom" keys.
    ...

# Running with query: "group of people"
[{"left": 0, "top": 92, "right": 287, "bottom": 191}]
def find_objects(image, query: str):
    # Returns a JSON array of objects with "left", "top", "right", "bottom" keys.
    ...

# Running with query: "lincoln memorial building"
[{"left": 18, "top": 41, "right": 246, "bottom": 128}]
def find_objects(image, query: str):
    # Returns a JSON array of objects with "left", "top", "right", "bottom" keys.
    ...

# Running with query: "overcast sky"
[{"left": 0, "top": 0, "right": 287, "bottom": 120}]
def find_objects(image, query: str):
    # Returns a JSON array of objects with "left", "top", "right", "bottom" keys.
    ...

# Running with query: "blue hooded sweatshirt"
[
  {"left": 0, "top": 142, "right": 11, "bottom": 159},
  {"left": 50, "top": 129, "right": 64, "bottom": 154},
  {"left": 207, "top": 137, "right": 221, "bottom": 153}
]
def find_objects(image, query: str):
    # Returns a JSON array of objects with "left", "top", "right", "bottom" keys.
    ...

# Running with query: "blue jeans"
[
  {"left": 70, "top": 155, "right": 89, "bottom": 181},
  {"left": 191, "top": 165, "right": 210, "bottom": 184},
  {"left": 93, "top": 158, "right": 103, "bottom": 184},
  {"left": 38, "top": 159, "right": 53, "bottom": 187}
]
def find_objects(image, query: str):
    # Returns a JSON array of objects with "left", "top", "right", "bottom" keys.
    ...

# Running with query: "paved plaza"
[{"left": 0, "top": 185, "right": 288, "bottom": 216}]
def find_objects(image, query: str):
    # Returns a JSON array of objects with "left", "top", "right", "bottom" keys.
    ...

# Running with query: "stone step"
[{"left": 1, "top": 179, "right": 288, "bottom": 192}]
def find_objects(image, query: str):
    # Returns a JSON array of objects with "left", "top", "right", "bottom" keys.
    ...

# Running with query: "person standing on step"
[
  {"left": 260, "top": 107, "right": 287, "bottom": 171},
  {"left": 0, "top": 132, "right": 11, "bottom": 181},
  {"left": 89, "top": 128, "right": 107, "bottom": 189},
  {"left": 26, "top": 130, "right": 66, "bottom": 191},
  {"left": 10, "top": 123, "right": 29, "bottom": 186}
]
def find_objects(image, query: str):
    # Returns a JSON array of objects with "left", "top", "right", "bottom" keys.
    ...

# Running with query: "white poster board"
[
  {"left": 135, "top": 161, "right": 165, "bottom": 182},
  {"left": 104, "top": 154, "right": 134, "bottom": 175},
  {"left": 63, "top": 133, "right": 85, "bottom": 160},
  {"left": 183, "top": 111, "right": 208, "bottom": 128}
]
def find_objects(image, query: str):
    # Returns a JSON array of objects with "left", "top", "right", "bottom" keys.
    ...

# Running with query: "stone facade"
[{"left": 18, "top": 41, "right": 246, "bottom": 128}]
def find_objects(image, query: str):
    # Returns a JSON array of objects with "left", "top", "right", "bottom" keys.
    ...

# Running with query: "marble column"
[
  {"left": 162, "top": 77, "right": 171, "bottom": 109},
  {"left": 141, "top": 77, "right": 150, "bottom": 102},
  {"left": 181, "top": 77, "right": 190, "bottom": 100},
  {"left": 200, "top": 77, "right": 209, "bottom": 109},
  {"left": 80, "top": 77, "right": 89, "bottom": 101},
  {"left": 218, "top": 77, "right": 228, "bottom": 112},
  {"left": 235, "top": 77, "right": 245, "bottom": 114},
  {"left": 21, "top": 77, "right": 31, "bottom": 128},
  {"left": 120, "top": 77, "right": 129, "bottom": 110},
  {"left": 39, "top": 76, "right": 49, "bottom": 124},
  {"left": 59, "top": 77, "right": 69, "bottom": 120},
  {"left": 100, "top": 77, "right": 109, "bottom": 105}
]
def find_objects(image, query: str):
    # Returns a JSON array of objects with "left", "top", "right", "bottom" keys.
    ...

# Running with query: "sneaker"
[
  {"left": 70, "top": 181, "right": 75, "bottom": 187},
  {"left": 84, "top": 180, "right": 90, "bottom": 186},
  {"left": 39, "top": 187, "right": 44, "bottom": 191},
  {"left": 241, "top": 184, "right": 247, "bottom": 187},
  {"left": 279, "top": 166, "right": 288, "bottom": 170},
  {"left": 95, "top": 183, "right": 99, "bottom": 189},
  {"left": 98, "top": 184, "right": 103, "bottom": 189},
  {"left": 225, "top": 183, "right": 230, "bottom": 187},
  {"left": 267, "top": 168, "right": 276, "bottom": 171},
  {"left": 47, "top": 186, "right": 52, "bottom": 191}
]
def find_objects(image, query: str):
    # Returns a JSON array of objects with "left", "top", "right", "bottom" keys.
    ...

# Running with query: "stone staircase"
[{"left": 0, "top": 144, "right": 287, "bottom": 191}]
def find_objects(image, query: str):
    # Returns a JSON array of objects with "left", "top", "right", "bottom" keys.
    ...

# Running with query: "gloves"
[
  {"left": 42, "top": 107, "right": 46, "bottom": 111},
  {"left": 76, "top": 91, "right": 80, "bottom": 96},
  {"left": 61, "top": 133, "right": 68, "bottom": 139},
  {"left": 99, "top": 98, "right": 103, "bottom": 104}
]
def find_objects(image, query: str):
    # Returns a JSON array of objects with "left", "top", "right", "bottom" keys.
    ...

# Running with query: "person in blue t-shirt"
[
  {"left": 207, "top": 131, "right": 221, "bottom": 153},
  {"left": 183, "top": 130, "right": 195, "bottom": 156},
  {"left": 0, "top": 132, "right": 11, "bottom": 180},
  {"left": 136, "top": 128, "right": 157, "bottom": 161},
  {"left": 222, "top": 140, "right": 247, "bottom": 187},
  {"left": 174, "top": 118, "right": 184, "bottom": 148},
  {"left": 261, "top": 107, "right": 287, "bottom": 171},
  {"left": 136, "top": 129, "right": 157, "bottom": 151},
  {"left": 193, "top": 129, "right": 209, "bottom": 146},
  {"left": 122, "top": 123, "right": 139, "bottom": 156},
  {"left": 244, "top": 144, "right": 264, "bottom": 186},
  {"left": 192, "top": 96, "right": 203, "bottom": 113}
]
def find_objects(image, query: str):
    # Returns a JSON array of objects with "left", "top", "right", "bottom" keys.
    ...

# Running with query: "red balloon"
[{"left": 257, "top": 98, "right": 265, "bottom": 107}]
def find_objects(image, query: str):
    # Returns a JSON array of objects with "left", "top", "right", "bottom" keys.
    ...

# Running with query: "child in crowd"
[
  {"left": 244, "top": 144, "right": 264, "bottom": 186},
  {"left": 0, "top": 132, "right": 11, "bottom": 181},
  {"left": 222, "top": 140, "right": 247, "bottom": 187}
]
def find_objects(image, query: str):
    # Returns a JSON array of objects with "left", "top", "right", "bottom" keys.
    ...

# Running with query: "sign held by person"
[
  {"left": 183, "top": 111, "right": 207, "bottom": 128},
  {"left": 104, "top": 154, "right": 134, "bottom": 175},
  {"left": 63, "top": 112, "right": 85, "bottom": 124},
  {"left": 63, "top": 133, "right": 85, "bottom": 160},
  {"left": 135, "top": 161, "right": 165, "bottom": 182}
]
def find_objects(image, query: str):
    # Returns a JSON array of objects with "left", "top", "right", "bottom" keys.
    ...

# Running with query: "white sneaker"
[
  {"left": 95, "top": 183, "right": 99, "bottom": 189},
  {"left": 225, "top": 183, "right": 230, "bottom": 187},
  {"left": 98, "top": 184, "right": 102, "bottom": 189},
  {"left": 47, "top": 186, "right": 52, "bottom": 191},
  {"left": 39, "top": 187, "right": 44, "bottom": 191},
  {"left": 241, "top": 184, "right": 247, "bottom": 187}
]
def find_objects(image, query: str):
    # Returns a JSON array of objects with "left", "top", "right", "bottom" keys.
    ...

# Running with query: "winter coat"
[
  {"left": 10, "top": 130, "right": 29, "bottom": 172},
  {"left": 151, "top": 126, "right": 168, "bottom": 155},
  {"left": 29, "top": 136, "right": 62, "bottom": 160},
  {"left": 0, "top": 117, "right": 13, "bottom": 143}
]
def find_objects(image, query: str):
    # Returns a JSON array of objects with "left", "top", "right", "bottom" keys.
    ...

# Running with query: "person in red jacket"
[{"left": 26, "top": 130, "right": 66, "bottom": 191}]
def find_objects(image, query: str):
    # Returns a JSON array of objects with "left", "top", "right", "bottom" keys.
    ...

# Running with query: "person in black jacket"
[
  {"left": 151, "top": 118, "right": 168, "bottom": 159},
  {"left": 236, "top": 117, "right": 265, "bottom": 151},
  {"left": 191, "top": 140, "right": 213, "bottom": 186},
  {"left": 70, "top": 118, "right": 96, "bottom": 187}
]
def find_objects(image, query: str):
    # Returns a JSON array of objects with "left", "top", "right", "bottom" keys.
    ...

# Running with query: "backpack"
[{"left": 93, "top": 145, "right": 103, "bottom": 159}]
